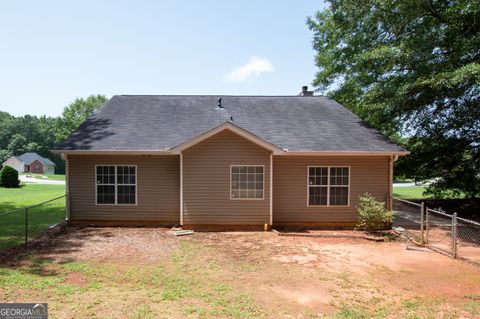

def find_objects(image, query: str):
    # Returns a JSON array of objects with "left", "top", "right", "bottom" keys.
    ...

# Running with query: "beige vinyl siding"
[
  {"left": 182, "top": 129, "right": 270, "bottom": 225},
  {"left": 3, "top": 157, "right": 24, "bottom": 173},
  {"left": 273, "top": 156, "right": 390, "bottom": 225},
  {"left": 68, "top": 155, "right": 180, "bottom": 224},
  {"left": 44, "top": 164, "right": 55, "bottom": 175}
]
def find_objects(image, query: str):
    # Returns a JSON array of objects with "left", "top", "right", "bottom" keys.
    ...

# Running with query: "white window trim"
[
  {"left": 230, "top": 164, "right": 265, "bottom": 200},
  {"left": 95, "top": 164, "right": 138, "bottom": 206},
  {"left": 307, "top": 166, "right": 350, "bottom": 207}
]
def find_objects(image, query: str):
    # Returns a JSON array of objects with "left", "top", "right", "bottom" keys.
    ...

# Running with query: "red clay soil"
[
  {"left": 65, "top": 272, "right": 88, "bottom": 287},
  {"left": 2, "top": 227, "right": 480, "bottom": 318}
]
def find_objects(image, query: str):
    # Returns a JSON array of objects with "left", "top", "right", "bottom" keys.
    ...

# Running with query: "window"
[
  {"left": 308, "top": 166, "right": 349, "bottom": 206},
  {"left": 96, "top": 165, "right": 136, "bottom": 205},
  {"left": 308, "top": 167, "right": 328, "bottom": 205},
  {"left": 231, "top": 165, "right": 264, "bottom": 199}
]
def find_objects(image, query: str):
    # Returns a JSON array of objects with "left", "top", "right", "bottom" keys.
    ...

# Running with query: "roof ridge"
[{"left": 118, "top": 94, "right": 329, "bottom": 98}]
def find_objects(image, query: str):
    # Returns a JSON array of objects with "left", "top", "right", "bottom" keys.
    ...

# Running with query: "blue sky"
[{"left": 0, "top": 1, "right": 326, "bottom": 117}]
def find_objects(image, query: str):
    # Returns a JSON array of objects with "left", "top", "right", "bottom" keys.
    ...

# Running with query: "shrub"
[
  {"left": 356, "top": 193, "right": 392, "bottom": 230},
  {"left": 0, "top": 166, "right": 20, "bottom": 188}
]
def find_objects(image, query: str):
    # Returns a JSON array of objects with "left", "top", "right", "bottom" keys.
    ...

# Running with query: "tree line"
[
  {"left": 308, "top": 0, "right": 479, "bottom": 198},
  {"left": 0, "top": 95, "right": 108, "bottom": 174}
]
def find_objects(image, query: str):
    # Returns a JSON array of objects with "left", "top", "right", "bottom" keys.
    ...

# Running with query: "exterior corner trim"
[
  {"left": 269, "top": 153, "right": 273, "bottom": 225},
  {"left": 180, "top": 152, "right": 184, "bottom": 226}
]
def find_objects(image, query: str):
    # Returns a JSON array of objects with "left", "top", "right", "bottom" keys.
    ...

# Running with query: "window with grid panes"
[
  {"left": 96, "top": 165, "right": 136, "bottom": 205},
  {"left": 231, "top": 166, "right": 264, "bottom": 199},
  {"left": 308, "top": 167, "right": 349, "bottom": 206}
]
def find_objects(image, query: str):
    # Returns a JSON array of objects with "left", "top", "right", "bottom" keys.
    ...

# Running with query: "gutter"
[
  {"left": 52, "top": 149, "right": 410, "bottom": 157},
  {"left": 51, "top": 150, "right": 171, "bottom": 155}
]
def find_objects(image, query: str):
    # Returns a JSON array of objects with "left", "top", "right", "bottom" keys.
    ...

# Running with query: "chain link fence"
[
  {"left": 425, "top": 208, "right": 456, "bottom": 256},
  {"left": 392, "top": 197, "right": 423, "bottom": 242},
  {"left": 456, "top": 217, "right": 480, "bottom": 264},
  {"left": 0, "top": 195, "right": 66, "bottom": 251},
  {"left": 393, "top": 197, "right": 480, "bottom": 265}
]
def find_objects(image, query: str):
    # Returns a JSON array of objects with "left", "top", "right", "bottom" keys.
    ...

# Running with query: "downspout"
[
  {"left": 269, "top": 153, "right": 273, "bottom": 227},
  {"left": 180, "top": 152, "right": 183, "bottom": 226},
  {"left": 389, "top": 154, "right": 400, "bottom": 210},
  {"left": 64, "top": 153, "right": 71, "bottom": 223}
]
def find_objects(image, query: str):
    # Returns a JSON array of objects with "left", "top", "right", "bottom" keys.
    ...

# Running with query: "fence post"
[
  {"left": 425, "top": 207, "right": 429, "bottom": 244},
  {"left": 25, "top": 208, "right": 28, "bottom": 245},
  {"left": 420, "top": 202, "right": 425, "bottom": 244},
  {"left": 452, "top": 212, "right": 458, "bottom": 258}
]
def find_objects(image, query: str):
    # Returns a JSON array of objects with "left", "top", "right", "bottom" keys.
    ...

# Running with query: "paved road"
[
  {"left": 393, "top": 182, "right": 432, "bottom": 187},
  {"left": 393, "top": 182, "right": 417, "bottom": 187},
  {"left": 19, "top": 175, "right": 65, "bottom": 185}
]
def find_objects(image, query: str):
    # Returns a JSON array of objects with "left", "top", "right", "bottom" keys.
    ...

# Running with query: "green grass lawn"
[
  {"left": 21, "top": 173, "right": 65, "bottom": 181},
  {"left": 393, "top": 185, "right": 427, "bottom": 200},
  {"left": 0, "top": 183, "right": 66, "bottom": 250}
]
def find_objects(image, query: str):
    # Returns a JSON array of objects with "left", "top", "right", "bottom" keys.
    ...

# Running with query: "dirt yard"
[{"left": 1, "top": 227, "right": 480, "bottom": 318}]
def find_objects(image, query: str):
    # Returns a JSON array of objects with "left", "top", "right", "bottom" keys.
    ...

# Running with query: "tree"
[
  {"left": 308, "top": 0, "right": 480, "bottom": 197},
  {"left": 0, "top": 111, "right": 16, "bottom": 150},
  {"left": 0, "top": 95, "right": 107, "bottom": 175},
  {"left": 0, "top": 150, "right": 10, "bottom": 164},
  {"left": 55, "top": 95, "right": 108, "bottom": 142},
  {"left": 24, "top": 142, "right": 41, "bottom": 153},
  {"left": 0, "top": 166, "right": 20, "bottom": 188},
  {"left": 7, "top": 134, "right": 27, "bottom": 155}
]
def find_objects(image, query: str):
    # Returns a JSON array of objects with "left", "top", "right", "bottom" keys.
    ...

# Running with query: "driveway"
[{"left": 19, "top": 175, "right": 65, "bottom": 185}]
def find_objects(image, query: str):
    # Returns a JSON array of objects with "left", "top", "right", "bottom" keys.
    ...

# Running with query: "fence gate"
[
  {"left": 393, "top": 197, "right": 480, "bottom": 265},
  {"left": 392, "top": 197, "right": 423, "bottom": 243},
  {"left": 425, "top": 208, "right": 455, "bottom": 256}
]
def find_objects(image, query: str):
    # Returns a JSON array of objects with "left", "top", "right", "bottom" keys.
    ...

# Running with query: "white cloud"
[{"left": 225, "top": 56, "right": 274, "bottom": 82}]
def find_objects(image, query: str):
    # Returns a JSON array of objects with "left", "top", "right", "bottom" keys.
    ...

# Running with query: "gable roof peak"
[{"left": 17, "top": 152, "right": 55, "bottom": 165}]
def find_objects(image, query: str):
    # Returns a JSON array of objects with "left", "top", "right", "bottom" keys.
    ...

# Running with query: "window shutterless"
[
  {"left": 96, "top": 165, "right": 136, "bottom": 205},
  {"left": 308, "top": 166, "right": 349, "bottom": 206},
  {"left": 231, "top": 165, "right": 264, "bottom": 199}
]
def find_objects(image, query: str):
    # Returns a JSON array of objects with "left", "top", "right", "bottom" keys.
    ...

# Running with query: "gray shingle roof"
[
  {"left": 54, "top": 95, "right": 404, "bottom": 153},
  {"left": 18, "top": 152, "right": 55, "bottom": 165}
]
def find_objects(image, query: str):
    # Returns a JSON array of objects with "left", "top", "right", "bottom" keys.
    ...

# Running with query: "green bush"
[
  {"left": 0, "top": 166, "right": 20, "bottom": 188},
  {"left": 356, "top": 193, "right": 392, "bottom": 230}
]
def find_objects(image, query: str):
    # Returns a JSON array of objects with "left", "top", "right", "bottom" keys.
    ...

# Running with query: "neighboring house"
[
  {"left": 3, "top": 152, "right": 56, "bottom": 175},
  {"left": 53, "top": 87, "right": 408, "bottom": 229}
]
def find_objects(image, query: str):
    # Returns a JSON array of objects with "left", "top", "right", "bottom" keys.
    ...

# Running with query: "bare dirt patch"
[
  {"left": 33, "top": 226, "right": 179, "bottom": 264},
  {"left": 1, "top": 227, "right": 480, "bottom": 318},
  {"left": 65, "top": 271, "right": 87, "bottom": 287}
]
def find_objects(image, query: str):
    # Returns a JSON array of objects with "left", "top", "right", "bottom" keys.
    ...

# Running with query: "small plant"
[
  {"left": 356, "top": 193, "right": 392, "bottom": 230},
  {"left": 0, "top": 165, "right": 20, "bottom": 188}
]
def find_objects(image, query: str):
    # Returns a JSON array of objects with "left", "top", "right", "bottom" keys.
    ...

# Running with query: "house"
[
  {"left": 3, "top": 152, "right": 56, "bottom": 175},
  {"left": 53, "top": 87, "right": 408, "bottom": 229}
]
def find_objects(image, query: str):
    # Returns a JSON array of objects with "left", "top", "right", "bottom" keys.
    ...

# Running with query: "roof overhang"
[
  {"left": 51, "top": 150, "right": 171, "bottom": 155},
  {"left": 168, "top": 121, "right": 284, "bottom": 155},
  {"left": 52, "top": 149, "right": 409, "bottom": 157},
  {"left": 280, "top": 151, "right": 410, "bottom": 156}
]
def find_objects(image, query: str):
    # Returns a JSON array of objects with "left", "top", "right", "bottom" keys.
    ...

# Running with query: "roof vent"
[{"left": 216, "top": 97, "right": 223, "bottom": 109}]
